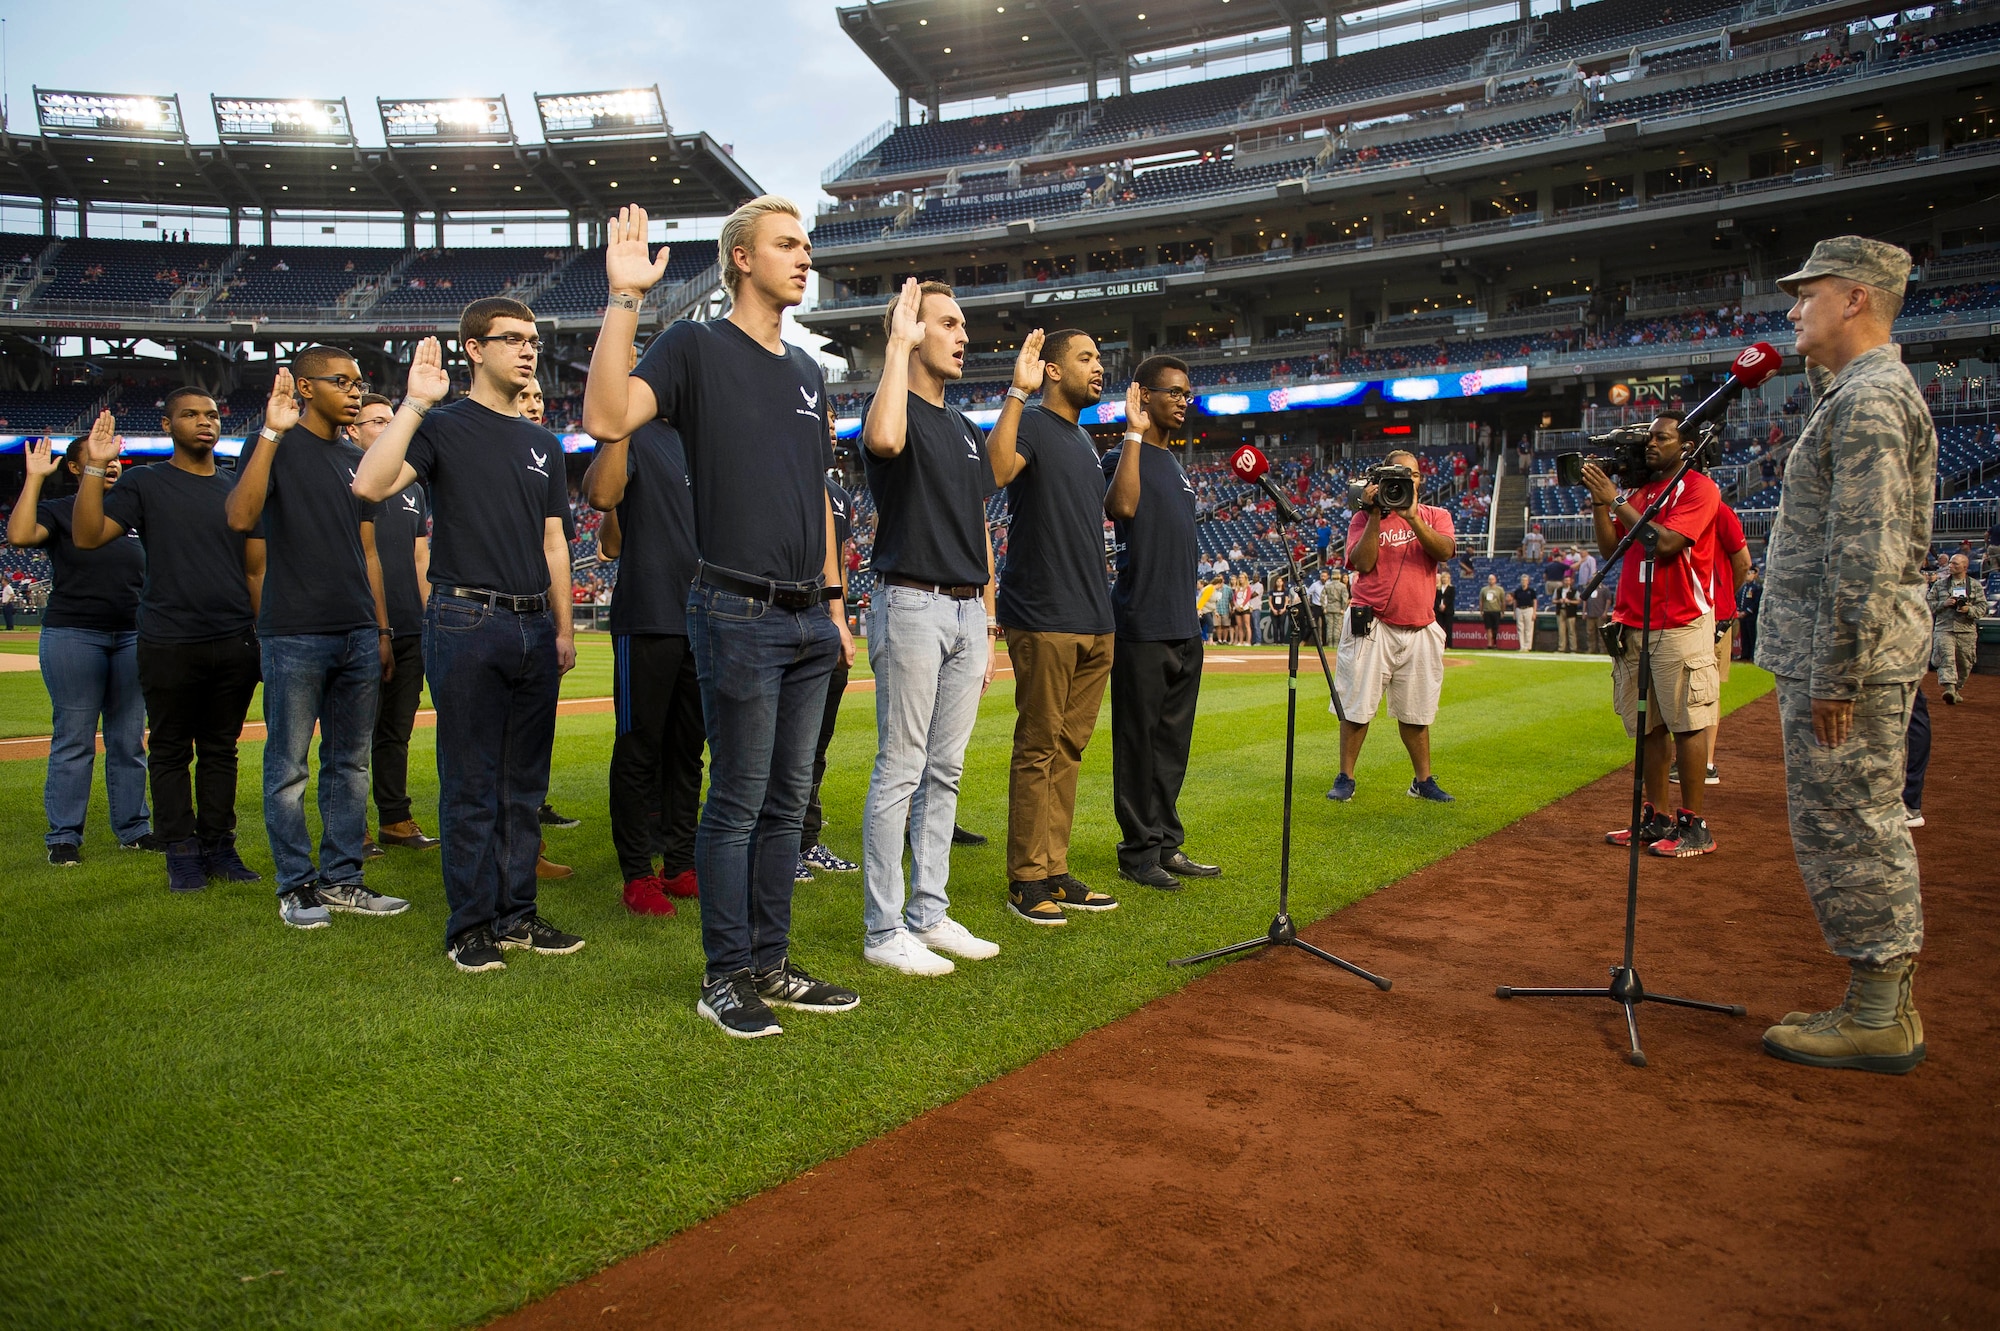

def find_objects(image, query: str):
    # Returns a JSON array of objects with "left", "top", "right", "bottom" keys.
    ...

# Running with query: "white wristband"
[
  {"left": 1122, "top": 431, "right": 1144, "bottom": 445},
  {"left": 83, "top": 465, "right": 109, "bottom": 479},
  {"left": 259, "top": 426, "right": 281, "bottom": 443},
  {"left": 1005, "top": 386, "right": 1030, "bottom": 404}
]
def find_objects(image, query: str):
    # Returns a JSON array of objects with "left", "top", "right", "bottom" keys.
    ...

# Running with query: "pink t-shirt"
[{"left": 1346, "top": 504, "right": 1454, "bottom": 629}]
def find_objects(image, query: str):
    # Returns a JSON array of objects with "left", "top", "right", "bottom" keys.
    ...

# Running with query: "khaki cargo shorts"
[{"left": 1611, "top": 613, "right": 1719, "bottom": 737}]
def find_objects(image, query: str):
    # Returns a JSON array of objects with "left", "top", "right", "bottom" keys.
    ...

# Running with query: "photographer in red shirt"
[
  {"left": 1580, "top": 411, "right": 1721, "bottom": 857},
  {"left": 1327, "top": 449, "right": 1457, "bottom": 804}
]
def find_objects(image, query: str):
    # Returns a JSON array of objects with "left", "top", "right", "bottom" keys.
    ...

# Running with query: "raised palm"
[
  {"left": 265, "top": 368, "right": 301, "bottom": 434},
  {"left": 888, "top": 277, "right": 926, "bottom": 346},
  {"left": 1124, "top": 381, "right": 1152, "bottom": 437},
  {"left": 1011, "top": 328, "right": 1047, "bottom": 395},
  {"left": 605, "top": 204, "right": 670, "bottom": 295},
  {"left": 405, "top": 337, "right": 451, "bottom": 406},
  {"left": 83, "top": 410, "right": 119, "bottom": 466},
  {"left": 23, "top": 435, "right": 58, "bottom": 478}
]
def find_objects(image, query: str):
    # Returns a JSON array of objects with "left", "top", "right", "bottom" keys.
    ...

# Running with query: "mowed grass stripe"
[{"left": 0, "top": 651, "right": 1773, "bottom": 1329}]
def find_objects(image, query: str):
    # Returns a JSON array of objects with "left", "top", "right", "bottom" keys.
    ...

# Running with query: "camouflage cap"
[{"left": 1777, "top": 236, "right": 1913, "bottom": 297}]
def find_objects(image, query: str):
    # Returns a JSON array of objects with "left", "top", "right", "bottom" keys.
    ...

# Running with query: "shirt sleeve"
[
  {"left": 405, "top": 412, "right": 438, "bottom": 484},
  {"left": 1101, "top": 447, "right": 1120, "bottom": 487},
  {"left": 1342, "top": 512, "right": 1368, "bottom": 568},
  {"left": 631, "top": 321, "right": 695, "bottom": 428},
  {"left": 1427, "top": 503, "right": 1455, "bottom": 544},
  {"left": 36, "top": 499, "right": 66, "bottom": 542},
  {"left": 1715, "top": 503, "right": 1746, "bottom": 556},
  {"left": 101, "top": 471, "right": 143, "bottom": 533},
  {"left": 545, "top": 446, "right": 571, "bottom": 524},
  {"left": 1812, "top": 393, "right": 1927, "bottom": 698},
  {"left": 1657, "top": 475, "right": 1718, "bottom": 543}
]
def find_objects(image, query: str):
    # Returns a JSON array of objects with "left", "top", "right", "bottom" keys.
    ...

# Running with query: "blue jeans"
[
  {"left": 861, "top": 588, "right": 988, "bottom": 947},
  {"left": 261, "top": 629, "right": 381, "bottom": 894},
  {"left": 424, "top": 596, "right": 559, "bottom": 944},
  {"left": 687, "top": 584, "right": 839, "bottom": 978},
  {"left": 40, "top": 627, "right": 149, "bottom": 847}
]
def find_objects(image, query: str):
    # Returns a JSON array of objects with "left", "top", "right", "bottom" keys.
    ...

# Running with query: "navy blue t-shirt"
[
  {"left": 370, "top": 481, "right": 430, "bottom": 638},
  {"left": 405, "top": 398, "right": 568, "bottom": 596},
  {"left": 861, "top": 392, "right": 996, "bottom": 588},
  {"left": 608, "top": 422, "right": 699, "bottom": 637},
  {"left": 996, "top": 406, "right": 1114, "bottom": 635},
  {"left": 1102, "top": 443, "right": 1200, "bottom": 641},
  {"left": 101, "top": 460, "right": 258, "bottom": 644},
  {"left": 258, "top": 424, "right": 379, "bottom": 636},
  {"left": 37, "top": 494, "right": 145, "bottom": 632},
  {"left": 631, "top": 319, "right": 828, "bottom": 585}
]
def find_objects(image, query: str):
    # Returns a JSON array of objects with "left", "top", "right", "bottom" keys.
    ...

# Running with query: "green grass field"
[{"left": 0, "top": 642, "right": 1771, "bottom": 1329}]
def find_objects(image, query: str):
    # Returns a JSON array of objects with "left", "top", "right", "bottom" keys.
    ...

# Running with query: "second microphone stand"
[{"left": 1494, "top": 442, "right": 1743, "bottom": 1065}]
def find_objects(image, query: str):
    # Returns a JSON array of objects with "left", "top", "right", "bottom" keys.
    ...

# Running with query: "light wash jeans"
[
  {"left": 40, "top": 626, "right": 150, "bottom": 847},
  {"left": 861, "top": 587, "right": 989, "bottom": 947},
  {"left": 261, "top": 628, "right": 380, "bottom": 895}
]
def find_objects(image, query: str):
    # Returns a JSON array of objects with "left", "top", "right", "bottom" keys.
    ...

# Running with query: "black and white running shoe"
[
  {"left": 699, "top": 969, "right": 782, "bottom": 1039},
  {"left": 754, "top": 959, "right": 861, "bottom": 1013},
  {"left": 496, "top": 914, "right": 586, "bottom": 954}
]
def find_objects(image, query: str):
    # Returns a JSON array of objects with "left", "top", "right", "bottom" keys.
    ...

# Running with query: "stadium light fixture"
[
  {"left": 212, "top": 96, "right": 355, "bottom": 145},
  {"left": 379, "top": 95, "right": 514, "bottom": 144},
  {"left": 35, "top": 87, "right": 186, "bottom": 140},
  {"left": 535, "top": 86, "right": 669, "bottom": 141}
]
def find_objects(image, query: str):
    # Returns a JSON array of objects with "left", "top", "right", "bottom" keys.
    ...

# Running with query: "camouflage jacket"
[
  {"left": 1754, "top": 344, "right": 1936, "bottom": 696},
  {"left": 1927, "top": 574, "right": 1989, "bottom": 626}
]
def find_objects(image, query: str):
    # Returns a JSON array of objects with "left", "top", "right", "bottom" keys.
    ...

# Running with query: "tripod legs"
[
  {"left": 1172, "top": 911, "right": 1393, "bottom": 989},
  {"left": 1497, "top": 966, "right": 1747, "bottom": 1066}
]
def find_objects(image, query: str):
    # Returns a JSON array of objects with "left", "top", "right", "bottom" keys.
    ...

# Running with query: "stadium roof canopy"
[
  {"left": 0, "top": 86, "right": 762, "bottom": 219},
  {"left": 838, "top": 0, "right": 1356, "bottom": 106}
]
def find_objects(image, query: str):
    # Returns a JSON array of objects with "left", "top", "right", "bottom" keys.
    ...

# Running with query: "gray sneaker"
[
  {"left": 279, "top": 887, "right": 332, "bottom": 930},
  {"left": 317, "top": 881, "right": 411, "bottom": 916}
]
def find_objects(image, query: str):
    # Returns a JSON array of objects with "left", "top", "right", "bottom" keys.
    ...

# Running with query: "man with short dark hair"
[
  {"left": 1104, "top": 354, "right": 1220, "bottom": 891},
  {"left": 350, "top": 391, "right": 438, "bottom": 855},
  {"left": 227, "top": 349, "right": 408, "bottom": 929},
  {"left": 72, "top": 389, "right": 265, "bottom": 893},
  {"left": 353, "top": 298, "right": 584, "bottom": 975},
  {"left": 986, "top": 328, "right": 1122, "bottom": 925},
  {"left": 1555, "top": 575, "right": 1583, "bottom": 652}
]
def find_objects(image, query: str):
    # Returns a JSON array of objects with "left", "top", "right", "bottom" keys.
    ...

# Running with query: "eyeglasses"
[
  {"left": 472, "top": 332, "right": 543, "bottom": 353},
  {"left": 1143, "top": 386, "right": 1193, "bottom": 403},
  {"left": 303, "top": 374, "right": 370, "bottom": 394}
]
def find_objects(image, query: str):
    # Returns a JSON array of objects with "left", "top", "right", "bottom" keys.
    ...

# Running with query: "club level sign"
[{"left": 1026, "top": 278, "right": 1164, "bottom": 305}]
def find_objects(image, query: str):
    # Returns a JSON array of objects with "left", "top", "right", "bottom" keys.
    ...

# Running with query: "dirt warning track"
[{"left": 496, "top": 687, "right": 1998, "bottom": 1331}]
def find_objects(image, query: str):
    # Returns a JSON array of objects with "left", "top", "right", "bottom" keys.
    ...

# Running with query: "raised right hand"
[
  {"left": 887, "top": 276, "right": 926, "bottom": 348},
  {"left": 264, "top": 368, "right": 301, "bottom": 435},
  {"left": 404, "top": 337, "right": 451, "bottom": 408},
  {"left": 1011, "top": 329, "right": 1047, "bottom": 395},
  {"left": 23, "top": 435, "right": 58, "bottom": 479},
  {"left": 1124, "top": 380, "right": 1152, "bottom": 438},
  {"left": 605, "top": 204, "right": 670, "bottom": 297},
  {"left": 82, "top": 410, "right": 119, "bottom": 467}
]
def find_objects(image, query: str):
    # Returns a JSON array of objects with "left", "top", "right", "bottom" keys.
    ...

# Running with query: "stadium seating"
[
  {"left": 0, "top": 387, "right": 103, "bottom": 433},
  {"left": 36, "top": 236, "right": 232, "bottom": 307},
  {"left": 217, "top": 247, "right": 391, "bottom": 310},
  {"left": 536, "top": 246, "right": 711, "bottom": 315},
  {"left": 373, "top": 247, "right": 563, "bottom": 313}
]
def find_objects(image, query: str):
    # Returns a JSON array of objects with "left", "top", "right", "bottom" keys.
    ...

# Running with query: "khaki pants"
[
  {"left": 1006, "top": 630, "right": 1114, "bottom": 882},
  {"left": 1557, "top": 613, "right": 1579, "bottom": 653}
]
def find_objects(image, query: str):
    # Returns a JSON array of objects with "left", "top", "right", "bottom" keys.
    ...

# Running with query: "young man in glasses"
[
  {"left": 228, "top": 348, "right": 407, "bottom": 928},
  {"left": 1103, "top": 357, "right": 1220, "bottom": 890},
  {"left": 583, "top": 200, "right": 859, "bottom": 1039},
  {"left": 354, "top": 300, "right": 583, "bottom": 974},
  {"left": 71, "top": 392, "right": 265, "bottom": 893},
  {"left": 349, "top": 392, "right": 438, "bottom": 856}
]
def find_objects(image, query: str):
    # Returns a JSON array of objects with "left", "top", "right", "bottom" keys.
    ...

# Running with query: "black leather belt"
[
  {"left": 883, "top": 573, "right": 982, "bottom": 601},
  {"left": 438, "top": 585, "right": 551, "bottom": 613},
  {"left": 697, "top": 562, "right": 835, "bottom": 612}
]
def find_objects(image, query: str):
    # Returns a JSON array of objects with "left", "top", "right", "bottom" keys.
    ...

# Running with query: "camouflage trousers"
[
  {"left": 1775, "top": 676, "right": 1923, "bottom": 965},
  {"left": 1933, "top": 626, "right": 1977, "bottom": 692}
]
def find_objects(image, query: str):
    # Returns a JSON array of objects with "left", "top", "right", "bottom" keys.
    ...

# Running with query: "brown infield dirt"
[{"left": 496, "top": 683, "right": 1998, "bottom": 1331}]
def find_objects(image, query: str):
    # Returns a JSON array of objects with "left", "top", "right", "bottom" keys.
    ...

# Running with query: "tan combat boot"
[
  {"left": 1763, "top": 960, "right": 1925, "bottom": 1074},
  {"left": 1777, "top": 971, "right": 1865, "bottom": 1028}
]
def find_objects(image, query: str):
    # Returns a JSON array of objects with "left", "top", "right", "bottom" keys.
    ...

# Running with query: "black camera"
[
  {"left": 1554, "top": 426, "right": 1650, "bottom": 488},
  {"left": 1348, "top": 463, "right": 1417, "bottom": 513}
]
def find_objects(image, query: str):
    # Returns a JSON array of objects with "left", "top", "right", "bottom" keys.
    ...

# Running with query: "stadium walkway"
[{"left": 494, "top": 689, "right": 1996, "bottom": 1330}]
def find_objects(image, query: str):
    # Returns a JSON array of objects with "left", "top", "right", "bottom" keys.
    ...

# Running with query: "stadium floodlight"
[
  {"left": 213, "top": 96, "right": 355, "bottom": 144},
  {"left": 535, "top": 86, "right": 668, "bottom": 140},
  {"left": 378, "top": 96, "right": 514, "bottom": 144},
  {"left": 35, "top": 87, "right": 186, "bottom": 140}
]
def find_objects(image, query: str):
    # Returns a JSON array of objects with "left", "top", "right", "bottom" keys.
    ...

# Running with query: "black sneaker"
[
  {"left": 47, "top": 842, "right": 81, "bottom": 867},
  {"left": 1605, "top": 802, "right": 1673, "bottom": 847},
  {"left": 951, "top": 824, "right": 989, "bottom": 846},
  {"left": 201, "top": 841, "right": 262, "bottom": 883},
  {"left": 698, "top": 969, "right": 782, "bottom": 1039},
  {"left": 166, "top": 839, "right": 207, "bottom": 894},
  {"left": 447, "top": 927, "right": 507, "bottom": 973},
  {"left": 1046, "top": 873, "right": 1119, "bottom": 912},
  {"left": 1007, "top": 880, "right": 1066, "bottom": 925},
  {"left": 1650, "top": 809, "right": 1717, "bottom": 858},
  {"left": 119, "top": 833, "right": 166, "bottom": 853},
  {"left": 538, "top": 801, "right": 581, "bottom": 830},
  {"left": 754, "top": 958, "right": 860, "bottom": 1013},
  {"left": 1119, "top": 862, "right": 1182, "bottom": 891},
  {"left": 496, "top": 913, "right": 586, "bottom": 954}
]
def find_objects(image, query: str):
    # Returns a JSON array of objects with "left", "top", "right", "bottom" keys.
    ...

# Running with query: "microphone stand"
[
  {"left": 1495, "top": 441, "right": 1744, "bottom": 1065},
  {"left": 1173, "top": 496, "right": 1390, "bottom": 991}
]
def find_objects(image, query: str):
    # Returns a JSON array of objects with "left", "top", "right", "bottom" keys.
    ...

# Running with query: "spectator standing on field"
[
  {"left": 1928, "top": 553, "right": 1986, "bottom": 704},
  {"left": 1511, "top": 574, "right": 1539, "bottom": 651},
  {"left": 1479, "top": 573, "right": 1506, "bottom": 647},
  {"left": 1555, "top": 575, "right": 1583, "bottom": 652}
]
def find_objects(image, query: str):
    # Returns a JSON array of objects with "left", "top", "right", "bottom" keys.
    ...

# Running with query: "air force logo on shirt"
[
  {"left": 527, "top": 448, "right": 549, "bottom": 478},
  {"left": 400, "top": 492, "right": 422, "bottom": 514},
  {"left": 796, "top": 383, "right": 824, "bottom": 423}
]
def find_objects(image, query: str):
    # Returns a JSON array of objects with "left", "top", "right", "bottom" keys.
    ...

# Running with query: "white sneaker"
[
  {"left": 863, "top": 929, "right": 955, "bottom": 976},
  {"left": 914, "top": 915, "right": 1000, "bottom": 961},
  {"left": 1904, "top": 808, "right": 1925, "bottom": 828}
]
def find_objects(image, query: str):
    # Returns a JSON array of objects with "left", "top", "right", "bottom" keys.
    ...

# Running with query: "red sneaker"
[
  {"left": 1650, "top": 809, "right": 1717, "bottom": 857},
  {"left": 1605, "top": 802, "right": 1673, "bottom": 847},
  {"left": 661, "top": 868, "right": 699, "bottom": 899},
  {"left": 622, "top": 875, "right": 676, "bottom": 916}
]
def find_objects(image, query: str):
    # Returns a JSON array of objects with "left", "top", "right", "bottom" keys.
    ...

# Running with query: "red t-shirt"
[
  {"left": 1346, "top": 504, "right": 1454, "bottom": 629},
  {"left": 1610, "top": 470, "right": 1721, "bottom": 630},
  {"left": 1710, "top": 501, "right": 1746, "bottom": 622}
]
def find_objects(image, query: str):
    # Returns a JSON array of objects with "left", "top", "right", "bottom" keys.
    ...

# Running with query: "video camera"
[
  {"left": 1553, "top": 426, "right": 1650, "bottom": 489},
  {"left": 1347, "top": 463, "right": 1417, "bottom": 514}
]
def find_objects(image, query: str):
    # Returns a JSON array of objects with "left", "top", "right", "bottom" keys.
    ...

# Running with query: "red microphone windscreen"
[
  {"left": 1731, "top": 342, "right": 1781, "bottom": 388},
  {"left": 1230, "top": 444, "right": 1270, "bottom": 481}
]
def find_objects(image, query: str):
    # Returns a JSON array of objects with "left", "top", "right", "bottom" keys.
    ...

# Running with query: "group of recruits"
[{"left": 16, "top": 215, "right": 1943, "bottom": 1068}]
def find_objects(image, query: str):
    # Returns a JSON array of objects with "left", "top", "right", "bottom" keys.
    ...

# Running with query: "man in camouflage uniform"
[
  {"left": 1927, "top": 552, "right": 1986, "bottom": 704},
  {"left": 1756, "top": 237, "right": 1936, "bottom": 1075}
]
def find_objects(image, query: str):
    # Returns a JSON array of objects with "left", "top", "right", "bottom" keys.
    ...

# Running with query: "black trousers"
[
  {"left": 801, "top": 659, "right": 850, "bottom": 851},
  {"left": 1111, "top": 635, "right": 1202, "bottom": 872},
  {"left": 1903, "top": 683, "right": 1931, "bottom": 811},
  {"left": 1738, "top": 614, "right": 1758, "bottom": 663},
  {"left": 136, "top": 633, "right": 261, "bottom": 847},
  {"left": 610, "top": 633, "right": 705, "bottom": 882},
  {"left": 372, "top": 633, "right": 426, "bottom": 826}
]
